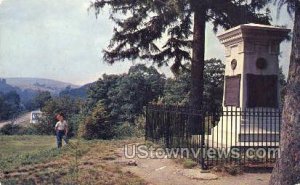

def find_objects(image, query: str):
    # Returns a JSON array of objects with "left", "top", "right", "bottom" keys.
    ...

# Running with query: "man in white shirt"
[{"left": 55, "top": 113, "right": 68, "bottom": 148}]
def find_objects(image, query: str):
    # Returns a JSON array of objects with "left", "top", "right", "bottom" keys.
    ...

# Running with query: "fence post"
[
  {"left": 145, "top": 106, "right": 149, "bottom": 141},
  {"left": 200, "top": 109, "right": 208, "bottom": 170}
]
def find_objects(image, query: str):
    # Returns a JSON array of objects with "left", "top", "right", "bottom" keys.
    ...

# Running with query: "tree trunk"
[
  {"left": 190, "top": 8, "right": 206, "bottom": 111},
  {"left": 269, "top": 2, "right": 300, "bottom": 185}
]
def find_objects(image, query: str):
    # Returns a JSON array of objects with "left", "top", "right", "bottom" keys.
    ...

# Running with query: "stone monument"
[{"left": 209, "top": 23, "right": 290, "bottom": 147}]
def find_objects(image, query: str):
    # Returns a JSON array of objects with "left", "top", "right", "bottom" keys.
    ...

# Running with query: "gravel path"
[{"left": 117, "top": 146, "right": 272, "bottom": 185}]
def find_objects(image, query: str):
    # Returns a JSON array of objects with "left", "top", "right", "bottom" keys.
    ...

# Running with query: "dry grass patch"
[{"left": 0, "top": 136, "right": 146, "bottom": 185}]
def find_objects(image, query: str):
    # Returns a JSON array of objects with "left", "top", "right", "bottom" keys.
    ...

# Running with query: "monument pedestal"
[
  {"left": 207, "top": 24, "right": 289, "bottom": 148},
  {"left": 208, "top": 109, "right": 281, "bottom": 148}
]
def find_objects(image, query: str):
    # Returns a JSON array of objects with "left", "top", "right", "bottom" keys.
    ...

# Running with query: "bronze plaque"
[
  {"left": 247, "top": 74, "right": 278, "bottom": 108},
  {"left": 225, "top": 75, "right": 241, "bottom": 107}
]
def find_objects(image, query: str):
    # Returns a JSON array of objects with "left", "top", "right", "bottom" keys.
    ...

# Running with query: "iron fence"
[{"left": 145, "top": 104, "right": 281, "bottom": 169}]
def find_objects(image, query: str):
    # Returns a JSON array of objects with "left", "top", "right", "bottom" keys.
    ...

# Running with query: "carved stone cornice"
[{"left": 217, "top": 23, "right": 290, "bottom": 47}]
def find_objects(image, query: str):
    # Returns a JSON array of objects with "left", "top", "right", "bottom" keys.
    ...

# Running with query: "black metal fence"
[{"left": 145, "top": 104, "right": 281, "bottom": 169}]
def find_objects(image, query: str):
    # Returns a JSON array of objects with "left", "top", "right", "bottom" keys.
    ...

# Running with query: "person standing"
[{"left": 55, "top": 112, "right": 68, "bottom": 148}]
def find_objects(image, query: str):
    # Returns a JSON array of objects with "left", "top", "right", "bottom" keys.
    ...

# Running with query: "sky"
[{"left": 0, "top": 0, "right": 294, "bottom": 85}]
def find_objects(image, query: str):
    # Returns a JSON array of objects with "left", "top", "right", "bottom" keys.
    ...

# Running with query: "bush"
[
  {"left": 39, "top": 96, "right": 83, "bottom": 136},
  {"left": 0, "top": 123, "right": 45, "bottom": 135},
  {"left": 67, "top": 114, "right": 84, "bottom": 137},
  {"left": 78, "top": 102, "right": 116, "bottom": 140},
  {"left": 115, "top": 117, "right": 145, "bottom": 139},
  {"left": 115, "top": 122, "right": 136, "bottom": 138},
  {"left": 30, "top": 117, "right": 56, "bottom": 135},
  {"left": 182, "top": 159, "right": 198, "bottom": 169},
  {"left": 0, "top": 123, "right": 23, "bottom": 135},
  {"left": 212, "top": 164, "right": 243, "bottom": 175}
]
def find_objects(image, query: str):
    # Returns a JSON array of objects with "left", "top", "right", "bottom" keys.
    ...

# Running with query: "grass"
[
  {"left": 0, "top": 135, "right": 146, "bottom": 185},
  {"left": 182, "top": 159, "right": 198, "bottom": 169},
  {"left": 174, "top": 158, "right": 198, "bottom": 169},
  {"left": 0, "top": 135, "right": 56, "bottom": 157}
]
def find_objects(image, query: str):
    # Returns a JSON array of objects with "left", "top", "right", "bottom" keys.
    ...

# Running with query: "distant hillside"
[
  {"left": 0, "top": 79, "right": 19, "bottom": 93},
  {"left": 5, "top": 78, "right": 79, "bottom": 94},
  {"left": 59, "top": 82, "right": 95, "bottom": 98}
]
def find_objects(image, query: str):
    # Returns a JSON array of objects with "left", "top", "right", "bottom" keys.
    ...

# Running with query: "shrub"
[
  {"left": 224, "top": 164, "right": 243, "bottom": 175},
  {"left": 115, "top": 118, "right": 145, "bottom": 139},
  {"left": 212, "top": 164, "right": 243, "bottom": 175},
  {"left": 30, "top": 117, "right": 55, "bottom": 135},
  {"left": 182, "top": 159, "right": 198, "bottom": 169},
  {"left": 0, "top": 123, "right": 22, "bottom": 135},
  {"left": 115, "top": 122, "right": 136, "bottom": 138},
  {"left": 78, "top": 102, "right": 116, "bottom": 140},
  {"left": 38, "top": 96, "right": 83, "bottom": 136},
  {"left": 0, "top": 123, "right": 47, "bottom": 135}
]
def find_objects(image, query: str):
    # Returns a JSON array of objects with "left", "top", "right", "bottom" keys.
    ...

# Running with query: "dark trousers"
[{"left": 56, "top": 130, "right": 68, "bottom": 148}]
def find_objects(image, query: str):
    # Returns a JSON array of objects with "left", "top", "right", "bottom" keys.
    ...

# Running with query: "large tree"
[
  {"left": 161, "top": 58, "right": 225, "bottom": 113},
  {"left": 91, "top": 0, "right": 271, "bottom": 111},
  {"left": 270, "top": 0, "right": 300, "bottom": 184},
  {"left": 86, "top": 64, "right": 165, "bottom": 123}
]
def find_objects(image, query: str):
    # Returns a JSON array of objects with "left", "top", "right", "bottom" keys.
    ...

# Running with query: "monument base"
[{"left": 207, "top": 109, "right": 281, "bottom": 148}]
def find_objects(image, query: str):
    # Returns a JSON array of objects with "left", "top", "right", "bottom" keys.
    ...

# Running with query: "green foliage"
[
  {"left": 92, "top": 0, "right": 271, "bottom": 112},
  {"left": 0, "top": 91, "right": 21, "bottom": 120},
  {"left": 110, "top": 64, "right": 165, "bottom": 122},
  {"left": 0, "top": 123, "right": 46, "bottom": 136},
  {"left": 0, "top": 123, "right": 23, "bottom": 135},
  {"left": 114, "top": 122, "right": 134, "bottom": 138},
  {"left": 91, "top": 0, "right": 271, "bottom": 70},
  {"left": 35, "top": 96, "right": 83, "bottom": 136},
  {"left": 85, "top": 64, "right": 165, "bottom": 123},
  {"left": 203, "top": 59, "right": 225, "bottom": 112},
  {"left": 161, "top": 68, "right": 191, "bottom": 105},
  {"left": 80, "top": 64, "right": 161, "bottom": 139},
  {"left": 160, "top": 58, "right": 225, "bottom": 112},
  {"left": 182, "top": 159, "right": 198, "bottom": 169},
  {"left": 59, "top": 84, "right": 91, "bottom": 99},
  {"left": 78, "top": 102, "right": 115, "bottom": 140},
  {"left": 115, "top": 115, "right": 146, "bottom": 138},
  {"left": 26, "top": 91, "right": 52, "bottom": 110}
]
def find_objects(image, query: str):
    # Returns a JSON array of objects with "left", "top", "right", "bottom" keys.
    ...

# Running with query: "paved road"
[{"left": 0, "top": 112, "right": 31, "bottom": 128}]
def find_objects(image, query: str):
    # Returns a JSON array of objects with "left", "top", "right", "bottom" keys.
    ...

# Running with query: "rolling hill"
[
  {"left": 5, "top": 77, "right": 79, "bottom": 94},
  {"left": 59, "top": 82, "right": 95, "bottom": 98},
  {"left": 0, "top": 79, "right": 18, "bottom": 93},
  {"left": 0, "top": 77, "right": 80, "bottom": 105}
]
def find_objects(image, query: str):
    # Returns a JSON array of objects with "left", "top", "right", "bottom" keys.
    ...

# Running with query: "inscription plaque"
[
  {"left": 224, "top": 75, "right": 241, "bottom": 107},
  {"left": 247, "top": 74, "right": 278, "bottom": 108}
]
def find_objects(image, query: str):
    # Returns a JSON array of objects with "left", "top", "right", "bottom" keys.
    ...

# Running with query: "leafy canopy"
[
  {"left": 160, "top": 58, "right": 225, "bottom": 112},
  {"left": 91, "top": 0, "right": 271, "bottom": 71},
  {"left": 86, "top": 64, "right": 165, "bottom": 123}
]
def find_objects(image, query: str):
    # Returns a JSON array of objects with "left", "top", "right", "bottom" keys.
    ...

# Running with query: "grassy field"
[
  {"left": 0, "top": 135, "right": 145, "bottom": 185},
  {"left": 0, "top": 135, "right": 57, "bottom": 157}
]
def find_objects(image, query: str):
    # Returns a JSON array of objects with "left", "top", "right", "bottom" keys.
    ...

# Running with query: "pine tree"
[{"left": 91, "top": 0, "right": 271, "bottom": 111}]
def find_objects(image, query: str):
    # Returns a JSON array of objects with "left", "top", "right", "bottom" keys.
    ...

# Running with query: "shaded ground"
[{"left": 116, "top": 144, "right": 272, "bottom": 185}]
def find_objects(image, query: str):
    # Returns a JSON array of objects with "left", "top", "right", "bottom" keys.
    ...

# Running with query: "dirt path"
[
  {"left": 116, "top": 146, "right": 272, "bottom": 185},
  {"left": 0, "top": 139, "right": 272, "bottom": 185}
]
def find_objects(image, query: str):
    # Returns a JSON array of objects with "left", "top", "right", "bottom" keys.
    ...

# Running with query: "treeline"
[
  {"left": 78, "top": 64, "right": 165, "bottom": 139},
  {"left": 0, "top": 91, "right": 21, "bottom": 120},
  {"left": 1, "top": 59, "right": 287, "bottom": 139}
]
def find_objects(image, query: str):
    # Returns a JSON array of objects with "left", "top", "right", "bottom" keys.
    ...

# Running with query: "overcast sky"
[{"left": 0, "top": 0, "right": 294, "bottom": 85}]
